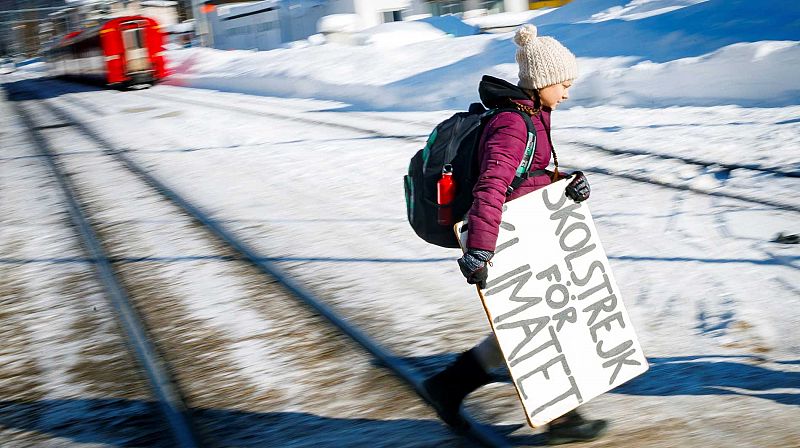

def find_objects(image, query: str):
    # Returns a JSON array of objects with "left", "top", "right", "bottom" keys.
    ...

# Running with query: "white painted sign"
[{"left": 456, "top": 179, "right": 648, "bottom": 428}]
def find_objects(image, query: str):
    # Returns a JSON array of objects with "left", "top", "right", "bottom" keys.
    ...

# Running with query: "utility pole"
[{"left": 191, "top": 0, "right": 213, "bottom": 47}]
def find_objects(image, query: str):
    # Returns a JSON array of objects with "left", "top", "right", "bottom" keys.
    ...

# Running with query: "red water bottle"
[{"left": 437, "top": 165, "right": 456, "bottom": 225}]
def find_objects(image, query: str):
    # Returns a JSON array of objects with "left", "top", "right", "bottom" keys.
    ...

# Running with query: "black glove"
[
  {"left": 565, "top": 171, "right": 590, "bottom": 202},
  {"left": 458, "top": 249, "right": 494, "bottom": 289}
]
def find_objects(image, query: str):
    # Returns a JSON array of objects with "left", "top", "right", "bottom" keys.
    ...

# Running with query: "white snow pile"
[
  {"left": 533, "top": 0, "right": 710, "bottom": 25},
  {"left": 313, "top": 14, "right": 459, "bottom": 48},
  {"left": 355, "top": 21, "right": 450, "bottom": 47},
  {"left": 317, "top": 14, "right": 364, "bottom": 34},
  {"left": 416, "top": 15, "right": 480, "bottom": 37},
  {"left": 462, "top": 9, "right": 551, "bottom": 31},
  {"left": 163, "top": 0, "right": 799, "bottom": 110},
  {"left": 585, "top": 0, "right": 710, "bottom": 22}
]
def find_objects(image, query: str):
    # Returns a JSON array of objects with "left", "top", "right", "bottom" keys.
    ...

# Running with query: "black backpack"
[{"left": 404, "top": 102, "right": 541, "bottom": 248}]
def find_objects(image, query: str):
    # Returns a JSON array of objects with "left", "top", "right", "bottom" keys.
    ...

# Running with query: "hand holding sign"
[
  {"left": 457, "top": 249, "right": 494, "bottom": 289},
  {"left": 456, "top": 179, "right": 647, "bottom": 428},
  {"left": 565, "top": 171, "right": 590, "bottom": 202}
]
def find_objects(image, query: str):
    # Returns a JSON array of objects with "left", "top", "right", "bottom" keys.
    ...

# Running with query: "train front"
[{"left": 101, "top": 16, "right": 167, "bottom": 87}]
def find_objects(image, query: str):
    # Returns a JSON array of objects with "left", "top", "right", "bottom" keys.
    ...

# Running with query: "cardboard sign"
[{"left": 456, "top": 179, "right": 648, "bottom": 428}]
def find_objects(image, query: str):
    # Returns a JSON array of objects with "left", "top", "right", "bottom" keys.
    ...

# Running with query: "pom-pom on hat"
[{"left": 514, "top": 24, "right": 578, "bottom": 90}]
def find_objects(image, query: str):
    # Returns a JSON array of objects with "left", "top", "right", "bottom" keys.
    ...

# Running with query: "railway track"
[
  {"left": 5, "top": 77, "right": 798, "bottom": 447},
  {"left": 567, "top": 141, "right": 800, "bottom": 179},
  {"left": 1, "top": 91, "right": 168, "bottom": 447},
  {"left": 12, "top": 98, "right": 202, "bottom": 447},
  {"left": 124, "top": 85, "right": 800, "bottom": 214},
  {"left": 4, "top": 83, "right": 511, "bottom": 446},
  {"left": 28, "top": 78, "right": 800, "bottom": 187}
]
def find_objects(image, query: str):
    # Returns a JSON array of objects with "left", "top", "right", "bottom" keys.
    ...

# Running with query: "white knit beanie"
[{"left": 514, "top": 24, "right": 578, "bottom": 90}]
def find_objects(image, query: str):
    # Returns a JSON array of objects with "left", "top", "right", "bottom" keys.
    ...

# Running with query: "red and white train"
[{"left": 46, "top": 16, "right": 168, "bottom": 87}]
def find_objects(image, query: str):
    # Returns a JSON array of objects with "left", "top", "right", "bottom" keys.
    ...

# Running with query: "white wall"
[
  {"left": 211, "top": 1, "right": 282, "bottom": 50},
  {"left": 325, "top": 0, "right": 357, "bottom": 14},
  {"left": 278, "top": 1, "right": 327, "bottom": 42},
  {"left": 326, "top": 0, "right": 411, "bottom": 27},
  {"left": 504, "top": 0, "right": 530, "bottom": 13}
]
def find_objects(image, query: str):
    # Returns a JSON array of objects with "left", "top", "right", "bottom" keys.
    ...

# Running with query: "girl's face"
[{"left": 539, "top": 80, "right": 574, "bottom": 109}]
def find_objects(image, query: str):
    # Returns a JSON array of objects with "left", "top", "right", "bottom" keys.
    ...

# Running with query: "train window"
[{"left": 123, "top": 28, "right": 145, "bottom": 49}]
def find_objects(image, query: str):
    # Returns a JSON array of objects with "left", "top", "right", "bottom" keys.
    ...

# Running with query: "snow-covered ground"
[{"left": 2, "top": 0, "right": 799, "bottom": 446}]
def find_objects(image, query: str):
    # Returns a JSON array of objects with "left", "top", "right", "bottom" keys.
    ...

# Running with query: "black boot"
[
  {"left": 422, "top": 348, "right": 492, "bottom": 430},
  {"left": 546, "top": 410, "right": 608, "bottom": 445}
]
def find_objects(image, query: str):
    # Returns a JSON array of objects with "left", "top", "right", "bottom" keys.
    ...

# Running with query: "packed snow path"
[{"left": 1, "top": 76, "right": 798, "bottom": 447}]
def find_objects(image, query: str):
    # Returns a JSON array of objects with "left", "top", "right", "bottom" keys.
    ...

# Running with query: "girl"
[{"left": 423, "top": 25, "right": 603, "bottom": 445}]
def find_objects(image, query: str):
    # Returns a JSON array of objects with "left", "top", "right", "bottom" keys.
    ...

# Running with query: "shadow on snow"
[
  {"left": 2, "top": 78, "right": 106, "bottom": 101},
  {"left": 0, "top": 398, "right": 458, "bottom": 447},
  {"left": 388, "top": 354, "right": 800, "bottom": 407},
  {"left": 0, "top": 255, "right": 454, "bottom": 265}
]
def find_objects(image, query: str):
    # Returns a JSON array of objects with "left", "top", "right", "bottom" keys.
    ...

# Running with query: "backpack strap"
[{"left": 491, "top": 108, "right": 539, "bottom": 196}]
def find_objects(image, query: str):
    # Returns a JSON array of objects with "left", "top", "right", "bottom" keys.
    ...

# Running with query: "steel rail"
[
  {"left": 45, "top": 81, "right": 796, "bottom": 183},
  {"left": 128, "top": 89, "right": 800, "bottom": 213},
  {"left": 38, "top": 96, "right": 511, "bottom": 447},
  {"left": 137, "top": 90, "right": 423, "bottom": 141},
  {"left": 569, "top": 141, "right": 800, "bottom": 179},
  {"left": 10, "top": 95, "right": 204, "bottom": 448},
  {"left": 138, "top": 89, "right": 800, "bottom": 179},
  {"left": 581, "top": 165, "right": 800, "bottom": 213}
]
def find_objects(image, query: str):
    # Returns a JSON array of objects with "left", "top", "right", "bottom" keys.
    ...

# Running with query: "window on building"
[
  {"left": 478, "top": 1, "right": 505, "bottom": 13},
  {"left": 382, "top": 10, "right": 403, "bottom": 23},
  {"left": 428, "top": 1, "right": 464, "bottom": 16}
]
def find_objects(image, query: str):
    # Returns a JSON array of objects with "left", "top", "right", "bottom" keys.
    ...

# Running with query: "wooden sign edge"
[{"left": 453, "top": 220, "right": 540, "bottom": 429}]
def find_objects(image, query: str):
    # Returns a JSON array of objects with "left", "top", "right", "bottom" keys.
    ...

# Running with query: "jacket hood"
[{"left": 479, "top": 75, "right": 531, "bottom": 109}]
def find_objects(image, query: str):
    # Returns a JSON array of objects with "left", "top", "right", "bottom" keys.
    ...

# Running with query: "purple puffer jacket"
[{"left": 466, "top": 101, "right": 555, "bottom": 252}]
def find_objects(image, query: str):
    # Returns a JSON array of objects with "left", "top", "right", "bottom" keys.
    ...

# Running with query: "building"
[
  {"left": 303, "top": 1, "right": 537, "bottom": 27},
  {"left": 207, "top": 0, "right": 402, "bottom": 50},
  {"left": 200, "top": 0, "right": 569, "bottom": 52},
  {"left": 207, "top": 0, "right": 330, "bottom": 50},
  {"left": 419, "top": 1, "right": 530, "bottom": 16},
  {"left": 208, "top": 1, "right": 284, "bottom": 50},
  {"left": 0, "top": 0, "right": 190, "bottom": 57},
  {"left": 208, "top": 0, "right": 410, "bottom": 48},
  {"left": 0, "top": 0, "right": 75, "bottom": 57},
  {"left": 326, "top": 0, "right": 412, "bottom": 28}
]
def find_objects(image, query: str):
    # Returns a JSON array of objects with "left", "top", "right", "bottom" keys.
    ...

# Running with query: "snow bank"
[
  {"left": 165, "top": 32, "right": 499, "bottom": 110},
  {"left": 317, "top": 14, "right": 364, "bottom": 34},
  {"left": 586, "top": 0, "right": 710, "bottom": 22},
  {"left": 355, "top": 21, "right": 449, "bottom": 47},
  {"left": 165, "top": 0, "right": 800, "bottom": 110},
  {"left": 533, "top": 0, "right": 709, "bottom": 25},
  {"left": 535, "top": 0, "right": 800, "bottom": 61},
  {"left": 415, "top": 15, "right": 479, "bottom": 37},
  {"left": 575, "top": 41, "right": 800, "bottom": 107},
  {"left": 463, "top": 9, "right": 552, "bottom": 32}
]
